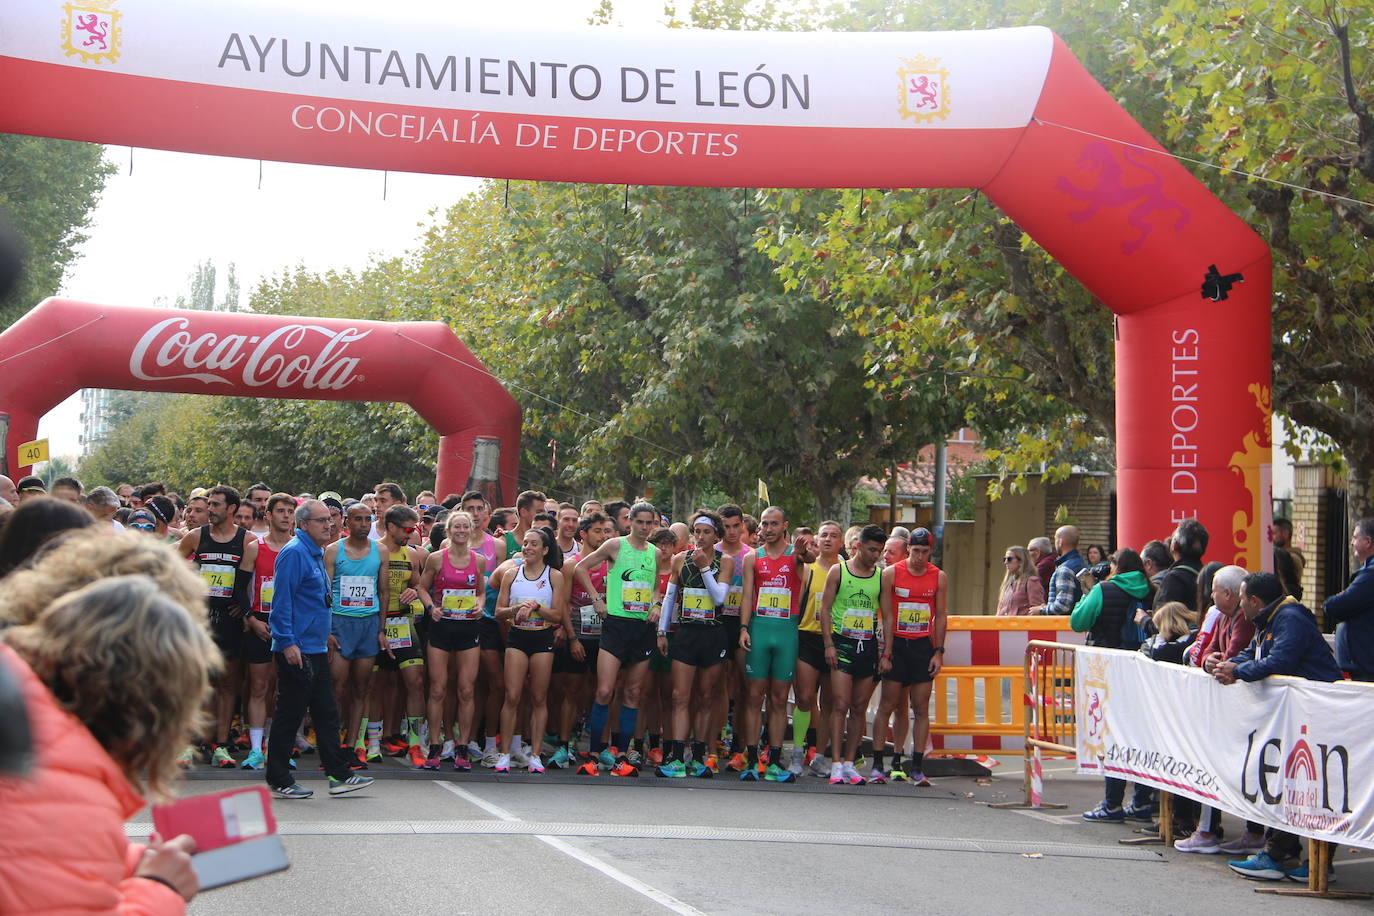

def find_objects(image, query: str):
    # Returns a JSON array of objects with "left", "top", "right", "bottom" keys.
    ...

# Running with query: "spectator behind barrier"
[
  {"left": 0, "top": 574, "right": 220, "bottom": 913},
  {"left": 1140, "top": 539, "right": 1171, "bottom": 605},
  {"left": 996, "top": 546, "right": 1045, "bottom": 616},
  {"left": 1153, "top": 519, "right": 1207, "bottom": 611},
  {"left": 1138, "top": 601, "right": 1197, "bottom": 664},
  {"left": 1323, "top": 518, "right": 1374, "bottom": 682},
  {"left": 0, "top": 496, "right": 97, "bottom": 578},
  {"left": 1069, "top": 548, "right": 1150, "bottom": 649},
  {"left": 1026, "top": 535, "right": 1055, "bottom": 597},
  {"left": 1213, "top": 571, "right": 1342, "bottom": 880},
  {"left": 1032, "top": 525, "right": 1085, "bottom": 615}
]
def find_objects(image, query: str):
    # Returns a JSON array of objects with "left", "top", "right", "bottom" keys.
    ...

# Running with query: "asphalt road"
[{"left": 125, "top": 755, "right": 1374, "bottom": 914}]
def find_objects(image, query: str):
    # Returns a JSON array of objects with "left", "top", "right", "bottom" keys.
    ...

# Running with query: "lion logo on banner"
[
  {"left": 896, "top": 56, "right": 950, "bottom": 124},
  {"left": 1079, "top": 654, "right": 1111, "bottom": 764},
  {"left": 60, "top": 0, "right": 123, "bottom": 65},
  {"left": 1055, "top": 142, "right": 1190, "bottom": 254}
]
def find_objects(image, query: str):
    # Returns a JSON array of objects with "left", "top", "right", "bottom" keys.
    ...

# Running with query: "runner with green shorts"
[{"left": 739, "top": 506, "right": 816, "bottom": 783}]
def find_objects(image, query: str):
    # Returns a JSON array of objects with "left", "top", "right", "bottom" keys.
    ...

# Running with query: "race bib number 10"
[{"left": 756, "top": 587, "right": 792, "bottom": 619}]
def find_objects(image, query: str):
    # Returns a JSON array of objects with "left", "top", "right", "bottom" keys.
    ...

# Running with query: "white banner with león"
[{"left": 1074, "top": 645, "right": 1374, "bottom": 849}]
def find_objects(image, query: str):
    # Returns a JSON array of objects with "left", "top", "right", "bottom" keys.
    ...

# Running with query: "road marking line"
[{"left": 433, "top": 781, "right": 706, "bottom": 916}]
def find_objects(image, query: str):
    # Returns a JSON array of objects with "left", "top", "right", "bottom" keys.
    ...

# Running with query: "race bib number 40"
[
  {"left": 441, "top": 588, "right": 479, "bottom": 621},
  {"left": 756, "top": 587, "right": 792, "bottom": 619},
  {"left": 897, "top": 601, "right": 932, "bottom": 637}
]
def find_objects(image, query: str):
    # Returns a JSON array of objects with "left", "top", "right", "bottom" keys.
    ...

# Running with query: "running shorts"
[
  {"left": 553, "top": 638, "right": 598, "bottom": 674},
  {"left": 832, "top": 633, "right": 878, "bottom": 680},
  {"left": 429, "top": 617, "right": 482, "bottom": 654},
  {"left": 507, "top": 626, "right": 557, "bottom": 656},
  {"left": 744, "top": 617, "right": 797, "bottom": 682},
  {"left": 884, "top": 636, "right": 936, "bottom": 686},
  {"left": 478, "top": 616, "right": 505, "bottom": 652},
  {"left": 242, "top": 611, "right": 272, "bottom": 665},
  {"left": 599, "top": 614, "right": 655, "bottom": 665},
  {"left": 670, "top": 625, "right": 729, "bottom": 669},
  {"left": 796, "top": 630, "right": 828, "bottom": 672}
]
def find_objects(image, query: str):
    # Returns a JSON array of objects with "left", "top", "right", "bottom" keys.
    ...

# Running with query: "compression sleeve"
[
  {"left": 700, "top": 567, "right": 728, "bottom": 605},
  {"left": 659, "top": 583, "right": 679, "bottom": 635},
  {"left": 233, "top": 568, "right": 253, "bottom": 614}
]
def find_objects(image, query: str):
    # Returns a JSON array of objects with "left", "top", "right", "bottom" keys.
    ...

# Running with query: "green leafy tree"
[{"left": 0, "top": 135, "right": 114, "bottom": 329}]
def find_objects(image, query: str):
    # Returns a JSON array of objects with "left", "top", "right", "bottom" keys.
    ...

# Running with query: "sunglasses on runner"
[
  {"left": 130, "top": 523, "right": 156, "bottom": 532},
  {"left": 394, "top": 525, "right": 418, "bottom": 534}
]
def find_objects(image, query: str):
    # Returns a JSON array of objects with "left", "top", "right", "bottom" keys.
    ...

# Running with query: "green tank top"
[
  {"left": 606, "top": 539, "right": 658, "bottom": 621},
  {"left": 832, "top": 561, "right": 881, "bottom": 639}
]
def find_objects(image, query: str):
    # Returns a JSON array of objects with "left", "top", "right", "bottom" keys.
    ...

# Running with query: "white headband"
[{"left": 692, "top": 516, "right": 717, "bottom": 531}]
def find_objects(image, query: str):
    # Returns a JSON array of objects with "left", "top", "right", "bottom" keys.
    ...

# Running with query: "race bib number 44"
[{"left": 841, "top": 608, "right": 875, "bottom": 639}]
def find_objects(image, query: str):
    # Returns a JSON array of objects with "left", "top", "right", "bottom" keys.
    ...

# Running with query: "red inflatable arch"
[
  {"left": 0, "top": 300, "right": 521, "bottom": 504},
  {"left": 0, "top": 7, "right": 1272, "bottom": 564}
]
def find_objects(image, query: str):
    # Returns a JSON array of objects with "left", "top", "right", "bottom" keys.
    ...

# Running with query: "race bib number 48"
[{"left": 385, "top": 615, "right": 412, "bottom": 649}]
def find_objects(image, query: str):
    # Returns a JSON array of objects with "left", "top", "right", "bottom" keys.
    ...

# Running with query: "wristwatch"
[{"left": 934, "top": 647, "right": 946, "bottom": 654}]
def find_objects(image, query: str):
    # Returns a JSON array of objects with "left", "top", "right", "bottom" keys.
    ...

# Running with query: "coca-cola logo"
[{"left": 129, "top": 317, "right": 370, "bottom": 390}]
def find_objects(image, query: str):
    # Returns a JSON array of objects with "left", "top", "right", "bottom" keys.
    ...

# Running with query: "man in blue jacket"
[
  {"left": 266, "top": 500, "right": 375, "bottom": 799},
  {"left": 1323, "top": 518, "right": 1374, "bottom": 681},
  {"left": 1214, "top": 571, "right": 1341, "bottom": 881}
]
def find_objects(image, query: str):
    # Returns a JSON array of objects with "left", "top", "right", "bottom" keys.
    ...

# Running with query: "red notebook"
[{"left": 151, "top": 786, "right": 289, "bottom": 889}]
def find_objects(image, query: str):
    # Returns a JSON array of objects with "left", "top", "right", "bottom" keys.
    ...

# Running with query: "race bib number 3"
[
  {"left": 385, "top": 615, "right": 412, "bottom": 649},
  {"left": 897, "top": 601, "right": 932, "bottom": 636},
  {"left": 622, "top": 582, "right": 652, "bottom": 616},
  {"left": 441, "top": 588, "right": 479, "bottom": 621},
  {"left": 756, "top": 586, "right": 792, "bottom": 619},
  {"left": 579, "top": 605, "right": 602, "bottom": 637},
  {"left": 841, "top": 608, "right": 875, "bottom": 639},
  {"left": 682, "top": 588, "right": 714, "bottom": 621},
  {"left": 339, "top": 575, "right": 375, "bottom": 609},
  {"left": 201, "top": 564, "right": 235, "bottom": 599},
  {"left": 723, "top": 586, "right": 742, "bottom": 617}
]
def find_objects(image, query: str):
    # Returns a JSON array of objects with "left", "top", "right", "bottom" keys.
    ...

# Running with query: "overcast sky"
[{"left": 39, "top": 0, "right": 677, "bottom": 458}]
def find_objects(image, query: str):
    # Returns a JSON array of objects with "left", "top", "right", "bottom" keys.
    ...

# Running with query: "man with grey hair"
[
  {"left": 0, "top": 475, "right": 17, "bottom": 506},
  {"left": 1032, "top": 526, "right": 1085, "bottom": 615},
  {"left": 85, "top": 486, "right": 123, "bottom": 530},
  {"left": 266, "top": 499, "right": 374, "bottom": 800},
  {"left": 1027, "top": 536, "right": 1054, "bottom": 593}
]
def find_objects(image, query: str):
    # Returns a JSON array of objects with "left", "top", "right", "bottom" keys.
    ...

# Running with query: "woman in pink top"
[{"left": 996, "top": 546, "right": 1045, "bottom": 616}]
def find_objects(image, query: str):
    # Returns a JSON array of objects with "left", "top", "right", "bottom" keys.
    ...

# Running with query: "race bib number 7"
[{"left": 441, "top": 588, "right": 479, "bottom": 621}]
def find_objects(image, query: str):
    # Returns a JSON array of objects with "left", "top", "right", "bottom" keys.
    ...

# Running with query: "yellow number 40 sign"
[{"left": 18, "top": 438, "right": 49, "bottom": 466}]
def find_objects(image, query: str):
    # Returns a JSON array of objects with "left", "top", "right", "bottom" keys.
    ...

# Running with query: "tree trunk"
[
  {"left": 671, "top": 481, "right": 697, "bottom": 524},
  {"left": 1346, "top": 443, "right": 1374, "bottom": 524},
  {"left": 814, "top": 481, "right": 853, "bottom": 529}
]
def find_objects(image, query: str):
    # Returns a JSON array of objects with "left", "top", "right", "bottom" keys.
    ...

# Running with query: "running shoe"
[
  {"left": 495, "top": 753, "right": 511, "bottom": 774},
  {"left": 272, "top": 783, "right": 313, "bottom": 799},
  {"left": 367, "top": 740, "right": 384, "bottom": 763},
  {"left": 648, "top": 747, "right": 664, "bottom": 767},
  {"left": 576, "top": 758, "right": 600, "bottom": 776},
  {"left": 888, "top": 768, "right": 909, "bottom": 783},
  {"left": 421, "top": 751, "right": 441, "bottom": 771},
  {"left": 383, "top": 735, "right": 408, "bottom": 755},
  {"left": 177, "top": 746, "right": 195, "bottom": 769},
  {"left": 549, "top": 746, "right": 573, "bottom": 769},
  {"left": 407, "top": 745, "right": 426, "bottom": 768},
  {"left": 810, "top": 754, "right": 832, "bottom": 778},
  {"left": 328, "top": 774, "right": 375, "bottom": 796},
  {"left": 803, "top": 746, "right": 818, "bottom": 766},
  {"left": 511, "top": 747, "right": 532, "bottom": 768},
  {"left": 1082, "top": 803, "right": 1125, "bottom": 822},
  {"left": 240, "top": 749, "right": 266, "bottom": 771},
  {"left": 1284, "top": 862, "right": 1332, "bottom": 882},
  {"left": 764, "top": 764, "right": 796, "bottom": 783},
  {"left": 353, "top": 747, "right": 369, "bottom": 769},
  {"left": 1217, "top": 833, "right": 1267, "bottom": 854},
  {"left": 739, "top": 766, "right": 759, "bottom": 782},
  {"left": 910, "top": 770, "right": 932, "bottom": 788},
  {"left": 841, "top": 762, "right": 866, "bottom": 785},
  {"left": 527, "top": 755, "right": 546, "bottom": 774},
  {"left": 1227, "top": 852, "right": 1288, "bottom": 881},
  {"left": 211, "top": 746, "right": 236, "bottom": 768},
  {"left": 702, "top": 754, "right": 719, "bottom": 774},
  {"left": 1175, "top": 832, "right": 1221, "bottom": 854},
  {"left": 452, "top": 753, "right": 472, "bottom": 772},
  {"left": 828, "top": 761, "right": 845, "bottom": 785},
  {"left": 787, "top": 747, "right": 804, "bottom": 777},
  {"left": 611, "top": 760, "right": 640, "bottom": 777},
  {"left": 234, "top": 734, "right": 251, "bottom": 751},
  {"left": 657, "top": 759, "right": 687, "bottom": 778},
  {"left": 597, "top": 748, "right": 617, "bottom": 769},
  {"left": 1123, "top": 804, "right": 1155, "bottom": 822},
  {"left": 440, "top": 740, "right": 456, "bottom": 760},
  {"left": 466, "top": 740, "right": 483, "bottom": 759},
  {"left": 689, "top": 760, "right": 714, "bottom": 778},
  {"left": 868, "top": 767, "right": 887, "bottom": 785},
  {"left": 626, "top": 748, "right": 644, "bottom": 767},
  {"left": 481, "top": 748, "right": 501, "bottom": 768},
  {"left": 726, "top": 751, "right": 747, "bottom": 772}
]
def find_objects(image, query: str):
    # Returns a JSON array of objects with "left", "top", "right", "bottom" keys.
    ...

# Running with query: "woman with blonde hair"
[
  {"left": 0, "top": 573, "right": 221, "bottom": 913},
  {"left": 996, "top": 546, "right": 1045, "bottom": 616}
]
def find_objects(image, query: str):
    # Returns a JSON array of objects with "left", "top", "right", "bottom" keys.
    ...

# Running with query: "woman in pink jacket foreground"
[{"left": 0, "top": 531, "right": 219, "bottom": 915}]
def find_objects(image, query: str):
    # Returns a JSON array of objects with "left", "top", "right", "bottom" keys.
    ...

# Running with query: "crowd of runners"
[{"left": 111, "top": 481, "right": 948, "bottom": 786}]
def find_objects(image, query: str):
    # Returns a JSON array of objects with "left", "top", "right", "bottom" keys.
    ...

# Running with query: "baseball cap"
[{"left": 910, "top": 527, "right": 933, "bottom": 546}]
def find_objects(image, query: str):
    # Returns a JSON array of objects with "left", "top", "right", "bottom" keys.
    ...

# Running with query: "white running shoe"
[
  {"left": 467, "top": 740, "right": 483, "bottom": 759},
  {"left": 495, "top": 753, "right": 511, "bottom": 773},
  {"left": 841, "top": 762, "right": 866, "bottom": 785},
  {"left": 787, "top": 746, "right": 804, "bottom": 777},
  {"left": 510, "top": 747, "right": 532, "bottom": 768},
  {"left": 527, "top": 754, "right": 545, "bottom": 774},
  {"left": 810, "top": 754, "right": 832, "bottom": 778},
  {"left": 481, "top": 748, "right": 501, "bottom": 768},
  {"left": 440, "top": 739, "right": 456, "bottom": 760},
  {"left": 1175, "top": 832, "right": 1222, "bottom": 854},
  {"left": 829, "top": 761, "right": 845, "bottom": 785}
]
